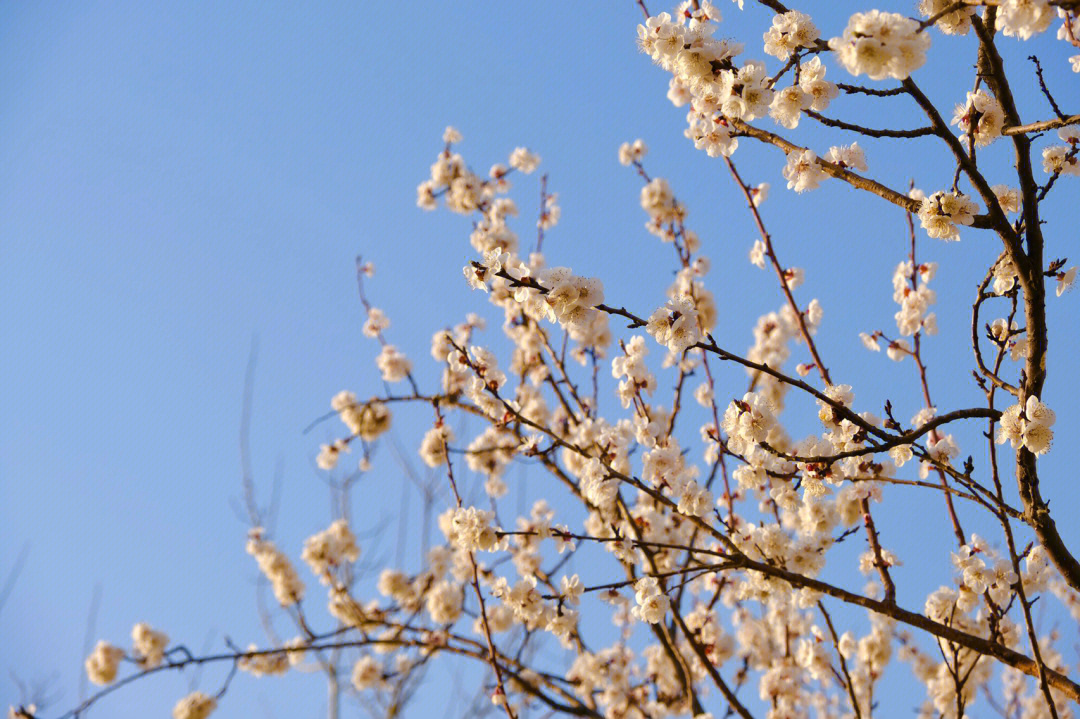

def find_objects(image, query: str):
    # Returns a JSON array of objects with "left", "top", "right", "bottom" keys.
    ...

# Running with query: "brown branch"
[
  {"left": 837, "top": 83, "right": 907, "bottom": 97},
  {"left": 806, "top": 111, "right": 935, "bottom": 139},
  {"left": 731, "top": 555, "right": 1080, "bottom": 702},
  {"left": 760, "top": 407, "right": 999, "bottom": 465},
  {"left": 724, "top": 155, "right": 831, "bottom": 382},
  {"left": 971, "top": 14, "right": 1080, "bottom": 595},
  {"left": 617, "top": 498, "right": 754, "bottom": 719},
  {"left": 971, "top": 266, "right": 1021, "bottom": 396},
  {"left": 493, "top": 268, "right": 898, "bottom": 445},
  {"left": 434, "top": 403, "right": 517, "bottom": 719},
  {"left": 917, "top": 1, "right": 972, "bottom": 31},
  {"left": 983, "top": 336, "right": 1061, "bottom": 719},
  {"left": 1028, "top": 55, "right": 1066, "bottom": 120},
  {"left": 729, "top": 118, "right": 994, "bottom": 230},
  {"left": 900, "top": 78, "right": 1018, "bottom": 241},
  {"left": 818, "top": 603, "right": 862, "bottom": 719}
]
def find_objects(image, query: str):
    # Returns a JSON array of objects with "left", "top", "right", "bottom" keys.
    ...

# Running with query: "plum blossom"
[
  {"left": 782, "top": 150, "right": 827, "bottom": 192},
  {"left": 918, "top": 0, "right": 975, "bottom": 34},
  {"left": 631, "top": 577, "right": 671, "bottom": 624},
  {"left": 828, "top": 11, "right": 930, "bottom": 80},
  {"left": 918, "top": 191, "right": 977, "bottom": 240},
  {"left": 952, "top": 90, "right": 1005, "bottom": 147},
  {"left": 85, "top": 641, "right": 124, "bottom": 685},
  {"left": 997, "top": 396, "right": 1055, "bottom": 455},
  {"left": 763, "top": 10, "right": 820, "bottom": 61},
  {"left": 646, "top": 297, "right": 701, "bottom": 354},
  {"left": 172, "top": 692, "right": 216, "bottom": 719},
  {"left": 509, "top": 147, "right": 541, "bottom": 173},
  {"left": 999, "top": 0, "right": 1054, "bottom": 40}
]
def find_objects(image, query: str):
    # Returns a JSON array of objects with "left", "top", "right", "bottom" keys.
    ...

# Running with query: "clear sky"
[{"left": 2, "top": 2, "right": 1078, "bottom": 718}]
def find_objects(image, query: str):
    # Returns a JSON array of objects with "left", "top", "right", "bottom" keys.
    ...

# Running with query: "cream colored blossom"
[
  {"left": 172, "top": 692, "right": 216, "bottom": 719},
  {"left": 828, "top": 11, "right": 930, "bottom": 80},
  {"left": 85, "top": 641, "right": 124, "bottom": 685},
  {"left": 131, "top": 623, "right": 168, "bottom": 668}
]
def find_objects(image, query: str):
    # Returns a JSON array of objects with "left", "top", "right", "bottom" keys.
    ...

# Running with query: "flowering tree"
[{"left": 21, "top": 2, "right": 1080, "bottom": 719}]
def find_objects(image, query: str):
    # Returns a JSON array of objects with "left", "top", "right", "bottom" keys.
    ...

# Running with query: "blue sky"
[{"left": 2, "top": 2, "right": 1078, "bottom": 717}]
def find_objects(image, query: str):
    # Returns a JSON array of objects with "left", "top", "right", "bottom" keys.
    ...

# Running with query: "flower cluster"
[
  {"left": 445, "top": 506, "right": 499, "bottom": 552},
  {"left": 237, "top": 646, "right": 289, "bottom": 677},
  {"left": 362, "top": 306, "right": 389, "bottom": 337},
  {"left": 376, "top": 344, "right": 412, "bottom": 383},
  {"left": 636, "top": 6, "right": 830, "bottom": 159},
  {"left": 83, "top": 623, "right": 171, "bottom": 690},
  {"left": 131, "top": 623, "right": 169, "bottom": 668},
  {"left": 1042, "top": 127, "right": 1080, "bottom": 176},
  {"left": 246, "top": 527, "right": 304, "bottom": 606},
  {"left": 631, "top": 576, "right": 671, "bottom": 624},
  {"left": 828, "top": 11, "right": 930, "bottom": 81},
  {"left": 534, "top": 267, "right": 608, "bottom": 343},
  {"left": 823, "top": 142, "right": 867, "bottom": 172},
  {"left": 722, "top": 392, "right": 778, "bottom": 457},
  {"left": 997, "top": 395, "right": 1055, "bottom": 455},
  {"left": 892, "top": 260, "right": 938, "bottom": 337},
  {"left": 612, "top": 335, "right": 656, "bottom": 409},
  {"left": 618, "top": 138, "right": 648, "bottom": 166},
  {"left": 952, "top": 90, "right": 1005, "bottom": 147},
  {"left": 316, "top": 438, "right": 349, "bottom": 470},
  {"left": 762, "top": 10, "right": 819, "bottom": 62},
  {"left": 917, "top": 190, "right": 978, "bottom": 241},
  {"left": 419, "top": 422, "right": 454, "bottom": 467},
  {"left": 301, "top": 519, "right": 360, "bottom": 584},
  {"left": 989, "top": 317, "right": 1029, "bottom": 361},
  {"left": 782, "top": 149, "right": 827, "bottom": 192},
  {"left": 950, "top": 535, "right": 1019, "bottom": 603},
  {"left": 646, "top": 297, "right": 701, "bottom": 355},
  {"left": 84, "top": 641, "right": 125, "bottom": 686},
  {"left": 999, "top": 0, "right": 1054, "bottom": 40},
  {"left": 172, "top": 692, "right": 217, "bottom": 719},
  {"left": 348, "top": 656, "right": 383, "bottom": 691},
  {"left": 918, "top": 0, "right": 975, "bottom": 35},
  {"left": 640, "top": 177, "right": 683, "bottom": 227},
  {"left": 331, "top": 391, "right": 391, "bottom": 441},
  {"left": 509, "top": 147, "right": 541, "bottom": 174},
  {"left": 237, "top": 639, "right": 304, "bottom": 678}
]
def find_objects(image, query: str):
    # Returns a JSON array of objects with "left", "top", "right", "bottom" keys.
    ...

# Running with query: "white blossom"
[
  {"left": 246, "top": 527, "right": 304, "bottom": 606},
  {"left": 952, "top": 90, "right": 1005, "bottom": 147},
  {"left": 918, "top": 0, "right": 975, "bottom": 34},
  {"left": 918, "top": 191, "right": 977, "bottom": 240},
  {"left": 618, "top": 139, "right": 648, "bottom": 165},
  {"left": 997, "top": 396, "right": 1055, "bottom": 455},
  {"left": 782, "top": 150, "right": 827, "bottom": 193},
  {"left": 631, "top": 576, "right": 671, "bottom": 624},
  {"left": 828, "top": 11, "right": 930, "bottom": 80},
  {"left": 999, "top": 0, "right": 1054, "bottom": 40},
  {"left": 172, "top": 692, "right": 216, "bottom": 719},
  {"left": 85, "top": 641, "right": 124, "bottom": 685},
  {"left": 376, "top": 344, "right": 412, "bottom": 383},
  {"left": 302, "top": 519, "right": 360, "bottom": 583},
  {"left": 646, "top": 297, "right": 701, "bottom": 354},
  {"left": 131, "top": 623, "right": 168, "bottom": 668},
  {"left": 509, "top": 147, "right": 541, "bottom": 173},
  {"left": 445, "top": 506, "right": 499, "bottom": 552},
  {"left": 824, "top": 142, "right": 867, "bottom": 172},
  {"left": 351, "top": 656, "right": 384, "bottom": 690},
  {"left": 1057, "top": 267, "right": 1077, "bottom": 296}
]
